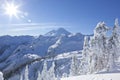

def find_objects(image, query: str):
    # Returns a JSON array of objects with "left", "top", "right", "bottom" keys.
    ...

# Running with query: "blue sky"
[{"left": 0, "top": 0, "right": 120, "bottom": 36}]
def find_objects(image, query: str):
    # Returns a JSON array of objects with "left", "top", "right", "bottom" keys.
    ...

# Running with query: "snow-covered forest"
[
  {"left": 0, "top": 19, "right": 120, "bottom": 80},
  {"left": 69, "top": 19, "right": 120, "bottom": 76}
]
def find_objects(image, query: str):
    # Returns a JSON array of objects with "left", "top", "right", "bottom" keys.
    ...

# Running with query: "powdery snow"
[
  {"left": 61, "top": 73, "right": 120, "bottom": 80},
  {"left": 55, "top": 51, "right": 82, "bottom": 60}
]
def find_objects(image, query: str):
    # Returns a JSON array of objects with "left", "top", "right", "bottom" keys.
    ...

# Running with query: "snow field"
[{"left": 61, "top": 73, "right": 120, "bottom": 80}]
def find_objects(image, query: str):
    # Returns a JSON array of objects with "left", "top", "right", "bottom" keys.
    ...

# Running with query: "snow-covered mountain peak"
[
  {"left": 45, "top": 28, "right": 71, "bottom": 36},
  {"left": 68, "top": 33, "right": 83, "bottom": 37}
]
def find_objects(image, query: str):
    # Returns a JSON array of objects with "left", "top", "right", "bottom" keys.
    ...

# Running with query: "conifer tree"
[
  {"left": 70, "top": 53, "right": 79, "bottom": 76},
  {"left": 79, "top": 36, "right": 89, "bottom": 74},
  {"left": 24, "top": 65, "right": 29, "bottom": 80},
  {"left": 0, "top": 72, "right": 4, "bottom": 80},
  {"left": 37, "top": 71, "right": 42, "bottom": 80},
  {"left": 41, "top": 60, "right": 48, "bottom": 80},
  {"left": 88, "top": 22, "right": 109, "bottom": 73}
]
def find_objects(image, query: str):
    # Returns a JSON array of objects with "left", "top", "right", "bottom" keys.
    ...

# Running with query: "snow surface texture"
[{"left": 61, "top": 73, "right": 120, "bottom": 80}]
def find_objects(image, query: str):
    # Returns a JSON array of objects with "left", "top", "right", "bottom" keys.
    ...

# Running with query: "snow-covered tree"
[
  {"left": 106, "top": 19, "right": 120, "bottom": 71},
  {"left": 112, "top": 18, "right": 120, "bottom": 57},
  {"left": 69, "top": 53, "right": 79, "bottom": 76},
  {"left": 37, "top": 71, "right": 42, "bottom": 80},
  {"left": 82, "top": 36, "right": 89, "bottom": 59},
  {"left": 88, "top": 22, "right": 109, "bottom": 73},
  {"left": 79, "top": 36, "right": 89, "bottom": 74},
  {"left": 41, "top": 60, "right": 48, "bottom": 80},
  {"left": 88, "top": 37, "right": 98, "bottom": 73},
  {"left": 20, "top": 73, "right": 23, "bottom": 80},
  {"left": 48, "top": 61, "right": 56, "bottom": 80},
  {"left": 73, "top": 19, "right": 120, "bottom": 74},
  {"left": 24, "top": 65, "right": 29, "bottom": 80},
  {"left": 0, "top": 71, "right": 4, "bottom": 80}
]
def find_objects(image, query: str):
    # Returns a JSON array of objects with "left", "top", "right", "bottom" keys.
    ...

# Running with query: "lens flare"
[{"left": 4, "top": 1, "right": 20, "bottom": 18}]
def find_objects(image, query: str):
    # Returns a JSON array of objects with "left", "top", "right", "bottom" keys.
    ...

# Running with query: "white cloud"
[{"left": 0, "top": 23, "right": 69, "bottom": 36}]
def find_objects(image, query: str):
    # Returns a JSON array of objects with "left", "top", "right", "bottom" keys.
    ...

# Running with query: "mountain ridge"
[
  {"left": 0, "top": 27, "right": 91, "bottom": 79},
  {"left": 44, "top": 28, "right": 71, "bottom": 36}
]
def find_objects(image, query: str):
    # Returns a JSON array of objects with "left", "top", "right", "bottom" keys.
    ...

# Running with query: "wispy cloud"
[
  {"left": 0, "top": 23, "right": 70, "bottom": 35},
  {"left": 0, "top": 23, "right": 69, "bottom": 30}
]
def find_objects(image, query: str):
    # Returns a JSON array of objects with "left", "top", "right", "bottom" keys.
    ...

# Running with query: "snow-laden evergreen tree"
[
  {"left": 20, "top": 73, "right": 23, "bottom": 80},
  {"left": 41, "top": 60, "right": 48, "bottom": 80},
  {"left": 82, "top": 36, "right": 89, "bottom": 60},
  {"left": 69, "top": 53, "right": 79, "bottom": 76},
  {"left": 107, "top": 36, "right": 116, "bottom": 71},
  {"left": 112, "top": 18, "right": 120, "bottom": 57},
  {"left": 88, "top": 36, "right": 98, "bottom": 73},
  {"left": 107, "top": 19, "right": 120, "bottom": 71},
  {"left": 0, "top": 71, "right": 4, "bottom": 80},
  {"left": 72, "top": 19, "right": 120, "bottom": 74},
  {"left": 48, "top": 61, "right": 56, "bottom": 80},
  {"left": 24, "top": 65, "right": 29, "bottom": 80},
  {"left": 79, "top": 36, "right": 89, "bottom": 74},
  {"left": 79, "top": 19, "right": 120, "bottom": 74},
  {"left": 88, "top": 22, "right": 109, "bottom": 73},
  {"left": 37, "top": 71, "right": 42, "bottom": 80}
]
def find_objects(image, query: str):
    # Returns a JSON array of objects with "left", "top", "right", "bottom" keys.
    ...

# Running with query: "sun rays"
[{"left": 3, "top": 1, "right": 21, "bottom": 19}]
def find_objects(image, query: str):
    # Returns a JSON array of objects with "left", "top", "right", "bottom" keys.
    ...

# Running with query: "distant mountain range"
[
  {"left": 0, "top": 28, "right": 88, "bottom": 57},
  {"left": 0, "top": 28, "right": 91, "bottom": 79}
]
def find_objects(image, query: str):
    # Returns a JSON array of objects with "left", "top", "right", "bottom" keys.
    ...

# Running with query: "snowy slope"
[
  {"left": 47, "top": 33, "right": 85, "bottom": 55},
  {"left": 5, "top": 50, "right": 82, "bottom": 80},
  {"left": 61, "top": 73, "right": 120, "bottom": 80},
  {"left": 0, "top": 35, "right": 34, "bottom": 62}
]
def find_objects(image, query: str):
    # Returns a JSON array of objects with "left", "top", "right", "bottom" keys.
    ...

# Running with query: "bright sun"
[{"left": 4, "top": 2, "right": 20, "bottom": 18}]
